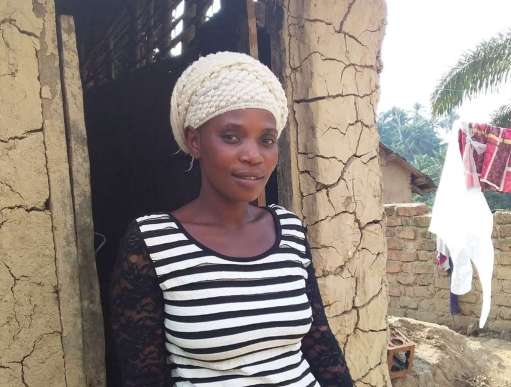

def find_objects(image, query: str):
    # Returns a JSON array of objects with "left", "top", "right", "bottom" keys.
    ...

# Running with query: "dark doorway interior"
[{"left": 66, "top": 1, "right": 278, "bottom": 385}]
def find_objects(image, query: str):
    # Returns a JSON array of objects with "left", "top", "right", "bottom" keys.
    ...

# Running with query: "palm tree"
[{"left": 431, "top": 30, "right": 511, "bottom": 127}]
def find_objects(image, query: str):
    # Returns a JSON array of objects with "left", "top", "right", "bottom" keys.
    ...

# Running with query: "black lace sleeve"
[
  {"left": 110, "top": 220, "right": 170, "bottom": 387},
  {"left": 301, "top": 239, "right": 353, "bottom": 387}
]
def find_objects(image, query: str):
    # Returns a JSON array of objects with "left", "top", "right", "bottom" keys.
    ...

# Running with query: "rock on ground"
[{"left": 389, "top": 316, "right": 511, "bottom": 387}]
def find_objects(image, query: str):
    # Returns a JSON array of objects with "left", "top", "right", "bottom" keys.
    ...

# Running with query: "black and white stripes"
[{"left": 136, "top": 204, "right": 319, "bottom": 386}]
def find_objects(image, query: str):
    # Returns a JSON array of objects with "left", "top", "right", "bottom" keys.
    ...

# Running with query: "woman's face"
[{"left": 186, "top": 108, "right": 279, "bottom": 203}]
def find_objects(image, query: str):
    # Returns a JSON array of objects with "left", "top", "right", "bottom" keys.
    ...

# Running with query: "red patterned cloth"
[{"left": 458, "top": 123, "right": 511, "bottom": 192}]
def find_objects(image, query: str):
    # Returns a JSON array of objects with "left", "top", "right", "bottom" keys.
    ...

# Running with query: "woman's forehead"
[{"left": 208, "top": 109, "right": 277, "bottom": 129}]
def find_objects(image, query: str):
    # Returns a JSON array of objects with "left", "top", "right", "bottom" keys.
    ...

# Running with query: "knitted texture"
[{"left": 170, "top": 51, "right": 288, "bottom": 154}]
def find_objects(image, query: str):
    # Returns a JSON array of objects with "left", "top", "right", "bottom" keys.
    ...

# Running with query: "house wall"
[
  {"left": 380, "top": 154, "right": 413, "bottom": 203},
  {"left": 0, "top": 0, "right": 91, "bottom": 385},
  {"left": 273, "top": 1, "right": 390, "bottom": 385},
  {"left": 386, "top": 203, "right": 511, "bottom": 333}
]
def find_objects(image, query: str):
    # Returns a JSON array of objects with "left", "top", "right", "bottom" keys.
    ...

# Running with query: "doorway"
[{"left": 68, "top": 1, "right": 279, "bottom": 384}]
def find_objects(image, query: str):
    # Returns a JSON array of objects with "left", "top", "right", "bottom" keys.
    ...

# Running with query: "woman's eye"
[
  {"left": 222, "top": 134, "right": 239, "bottom": 143},
  {"left": 262, "top": 137, "right": 276, "bottom": 146}
]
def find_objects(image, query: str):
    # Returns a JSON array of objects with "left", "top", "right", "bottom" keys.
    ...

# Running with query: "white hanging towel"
[{"left": 429, "top": 124, "right": 494, "bottom": 328}]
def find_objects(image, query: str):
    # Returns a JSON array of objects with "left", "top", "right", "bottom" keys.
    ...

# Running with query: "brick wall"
[{"left": 386, "top": 203, "right": 511, "bottom": 332}]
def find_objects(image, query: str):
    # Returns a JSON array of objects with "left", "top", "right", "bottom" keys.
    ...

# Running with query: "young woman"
[{"left": 111, "top": 51, "right": 353, "bottom": 386}]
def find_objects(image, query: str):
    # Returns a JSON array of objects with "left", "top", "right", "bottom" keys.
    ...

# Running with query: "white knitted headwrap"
[{"left": 170, "top": 51, "right": 288, "bottom": 154}]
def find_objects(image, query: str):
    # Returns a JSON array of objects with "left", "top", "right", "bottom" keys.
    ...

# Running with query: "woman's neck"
[{"left": 191, "top": 185, "right": 255, "bottom": 229}]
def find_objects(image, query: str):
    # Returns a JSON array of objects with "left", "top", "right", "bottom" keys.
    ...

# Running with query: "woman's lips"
[
  {"left": 232, "top": 173, "right": 265, "bottom": 187},
  {"left": 232, "top": 172, "right": 265, "bottom": 180}
]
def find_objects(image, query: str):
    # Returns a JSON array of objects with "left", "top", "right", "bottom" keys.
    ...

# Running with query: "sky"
[{"left": 379, "top": 0, "right": 511, "bottom": 123}]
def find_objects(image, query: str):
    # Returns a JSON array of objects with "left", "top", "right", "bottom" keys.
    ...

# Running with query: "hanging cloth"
[
  {"left": 459, "top": 122, "right": 511, "bottom": 192},
  {"left": 430, "top": 124, "right": 494, "bottom": 328}
]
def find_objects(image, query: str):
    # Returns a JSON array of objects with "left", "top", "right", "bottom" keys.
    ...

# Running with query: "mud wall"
[
  {"left": 273, "top": 1, "right": 390, "bottom": 385},
  {"left": 0, "top": 1, "right": 96, "bottom": 385}
]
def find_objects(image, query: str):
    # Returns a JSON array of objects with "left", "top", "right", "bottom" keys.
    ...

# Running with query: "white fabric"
[
  {"left": 429, "top": 124, "right": 494, "bottom": 328},
  {"left": 170, "top": 51, "right": 288, "bottom": 154}
]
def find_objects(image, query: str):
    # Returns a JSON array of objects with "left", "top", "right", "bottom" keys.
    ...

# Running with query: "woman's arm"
[
  {"left": 301, "top": 240, "right": 353, "bottom": 387},
  {"left": 110, "top": 221, "right": 169, "bottom": 387}
]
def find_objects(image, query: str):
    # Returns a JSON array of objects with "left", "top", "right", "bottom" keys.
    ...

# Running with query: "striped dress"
[{"left": 135, "top": 204, "right": 319, "bottom": 386}]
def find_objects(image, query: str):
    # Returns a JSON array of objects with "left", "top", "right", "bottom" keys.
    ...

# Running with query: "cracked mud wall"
[
  {"left": 273, "top": 1, "right": 390, "bottom": 385},
  {"left": 1, "top": 0, "right": 87, "bottom": 385}
]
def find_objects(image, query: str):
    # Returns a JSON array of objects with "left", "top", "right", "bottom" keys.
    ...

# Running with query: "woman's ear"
[{"left": 184, "top": 127, "right": 200, "bottom": 158}]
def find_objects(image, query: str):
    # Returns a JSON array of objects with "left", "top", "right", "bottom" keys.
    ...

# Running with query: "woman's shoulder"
[{"left": 268, "top": 204, "right": 305, "bottom": 223}]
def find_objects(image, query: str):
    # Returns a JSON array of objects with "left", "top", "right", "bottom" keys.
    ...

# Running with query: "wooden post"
[{"left": 245, "top": 0, "right": 265, "bottom": 207}]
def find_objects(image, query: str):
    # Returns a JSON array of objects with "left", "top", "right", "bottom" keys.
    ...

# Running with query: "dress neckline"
[{"left": 166, "top": 205, "right": 282, "bottom": 262}]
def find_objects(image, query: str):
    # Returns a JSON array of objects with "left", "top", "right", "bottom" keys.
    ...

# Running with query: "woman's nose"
[{"left": 239, "top": 141, "right": 264, "bottom": 164}]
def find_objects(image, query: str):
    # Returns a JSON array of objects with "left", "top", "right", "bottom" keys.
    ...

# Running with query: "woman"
[{"left": 111, "top": 51, "right": 353, "bottom": 386}]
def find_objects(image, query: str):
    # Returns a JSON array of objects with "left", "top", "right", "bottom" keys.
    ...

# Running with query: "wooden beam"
[{"left": 245, "top": 0, "right": 266, "bottom": 206}]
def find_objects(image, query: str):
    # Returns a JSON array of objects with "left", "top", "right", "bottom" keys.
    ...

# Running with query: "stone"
[
  {"left": 387, "top": 260, "right": 401, "bottom": 273},
  {"left": 397, "top": 227, "right": 416, "bottom": 240},
  {"left": 458, "top": 292, "right": 479, "bottom": 304},
  {"left": 384, "top": 205, "right": 396, "bottom": 216},
  {"left": 400, "top": 297, "right": 418, "bottom": 309},
  {"left": 495, "top": 211, "right": 511, "bottom": 225},
  {"left": 419, "top": 230, "right": 434, "bottom": 239},
  {"left": 387, "top": 238, "right": 403, "bottom": 250},
  {"left": 499, "top": 307, "right": 511, "bottom": 320},
  {"left": 495, "top": 295, "right": 511, "bottom": 307},
  {"left": 435, "top": 274, "right": 451, "bottom": 290},
  {"left": 417, "top": 250, "right": 435, "bottom": 262},
  {"left": 413, "top": 215, "right": 431, "bottom": 227},
  {"left": 397, "top": 272, "right": 415, "bottom": 285},
  {"left": 385, "top": 216, "right": 402, "bottom": 227},
  {"left": 493, "top": 239, "right": 511, "bottom": 252},
  {"left": 497, "top": 266, "right": 511, "bottom": 281},
  {"left": 412, "top": 262, "right": 434, "bottom": 274},
  {"left": 488, "top": 320, "right": 511, "bottom": 332},
  {"left": 497, "top": 225, "right": 511, "bottom": 239},
  {"left": 496, "top": 252, "right": 511, "bottom": 266},
  {"left": 388, "top": 249, "right": 416, "bottom": 262},
  {"left": 388, "top": 286, "right": 401, "bottom": 297},
  {"left": 395, "top": 203, "right": 429, "bottom": 217},
  {"left": 501, "top": 280, "right": 511, "bottom": 294},
  {"left": 418, "top": 239, "right": 436, "bottom": 251},
  {"left": 415, "top": 274, "right": 434, "bottom": 286},
  {"left": 411, "top": 286, "right": 434, "bottom": 298}
]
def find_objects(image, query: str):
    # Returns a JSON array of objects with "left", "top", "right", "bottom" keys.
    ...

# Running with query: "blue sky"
[{"left": 379, "top": 0, "right": 511, "bottom": 123}]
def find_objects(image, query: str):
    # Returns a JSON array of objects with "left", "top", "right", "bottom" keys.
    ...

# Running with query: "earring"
[{"left": 185, "top": 156, "right": 195, "bottom": 172}]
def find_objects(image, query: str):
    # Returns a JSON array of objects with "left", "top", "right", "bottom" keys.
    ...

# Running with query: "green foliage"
[
  {"left": 378, "top": 105, "right": 448, "bottom": 206},
  {"left": 431, "top": 30, "right": 511, "bottom": 117},
  {"left": 491, "top": 103, "right": 511, "bottom": 128},
  {"left": 379, "top": 105, "right": 511, "bottom": 210}
]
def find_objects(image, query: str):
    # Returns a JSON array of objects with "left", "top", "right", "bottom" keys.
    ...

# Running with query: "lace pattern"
[{"left": 110, "top": 221, "right": 170, "bottom": 386}]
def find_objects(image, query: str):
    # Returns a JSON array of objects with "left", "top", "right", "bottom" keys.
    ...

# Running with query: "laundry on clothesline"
[
  {"left": 458, "top": 122, "right": 511, "bottom": 192},
  {"left": 430, "top": 121, "right": 494, "bottom": 328},
  {"left": 435, "top": 238, "right": 460, "bottom": 315}
]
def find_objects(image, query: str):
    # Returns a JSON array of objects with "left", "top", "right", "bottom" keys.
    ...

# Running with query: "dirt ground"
[{"left": 389, "top": 317, "right": 511, "bottom": 387}]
